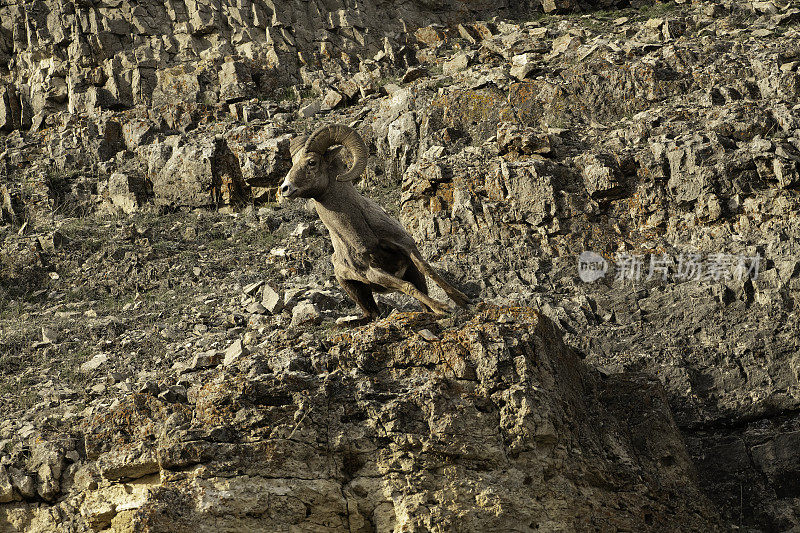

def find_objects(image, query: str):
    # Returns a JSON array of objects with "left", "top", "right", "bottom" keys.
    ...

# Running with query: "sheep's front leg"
[
  {"left": 366, "top": 267, "right": 450, "bottom": 315},
  {"left": 336, "top": 276, "right": 380, "bottom": 324},
  {"left": 408, "top": 252, "right": 471, "bottom": 308}
]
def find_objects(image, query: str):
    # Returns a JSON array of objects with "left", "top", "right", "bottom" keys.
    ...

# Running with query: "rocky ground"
[{"left": 1, "top": 0, "right": 800, "bottom": 530}]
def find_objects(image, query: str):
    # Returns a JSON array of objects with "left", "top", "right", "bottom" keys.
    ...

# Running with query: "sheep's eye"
[{"left": 308, "top": 160, "right": 317, "bottom": 167}]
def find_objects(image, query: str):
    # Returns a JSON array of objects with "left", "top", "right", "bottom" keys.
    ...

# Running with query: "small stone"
[
  {"left": 298, "top": 100, "right": 320, "bottom": 118},
  {"left": 291, "top": 301, "right": 321, "bottom": 327},
  {"left": 443, "top": 52, "right": 471, "bottom": 75},
  {"left": 172, "top": 360, "right": 191, "bottom": 374},
  {"left": 107, "top": 173, "right": 142, "bottom": 214},
  {"left": 262, "top": 285, "right": 284, "bottom": 314},
  {"left": 549, "top": 34, "right": 581, "bottom": 57},
  {"left": 41, "top": 327, "right": 58, "bottom": 344},
  {"left": 292, "top": 222, "right": 314, "bottom": 238},
  {"left": 338, "top": 79, "right": 360, "bottom": 100},
  {"left": 306, "top": 289, "right": 341, "bottom": 310},
  {"left": 158, "top": 385, "right": 187, "bottom": 403},
  {"left": 243, "top": 281, "right": 264, "bottom": 296},
  {"left": 457, "top": 23, "right": 479, "bottom": 43},
  {"left": 0, "top": 465, "right": 14, "bottom": 503},
  {"left": 190, "top": 350, "right": 222, "bottom": 370},
  {"left": 380, "top": 84, "right": 402, "bottom": 98},
  {"left": 283, "top": 288, "right": 307, "bottom": 309},
  {"left": 321, "top": 89, "right": 344, "bottom": 110},
  {"left": 417, "top": 329, "right": 439, "bottom": 342},
  {"left": 510, "top": 63, "right": 537, "bottom": 80},
  {"left": 81, "top": 353, "right": 109, "bottom": 373},
  {"left": 402, "top": 66, "right": 429, "bottom": 83},
  {"left": 752, "top": 1, "right": 777, "bottom": 14},
  {"left": 243, "top": 331, "right": 259, "bottom": 346},
  {"left": 224, "top": 339, "right": 247, "bottom": 366},
  {"left": 139, "top": 380, "right": 160, "bottom": 395},
  {"left": 247, "top": 301, "right": 267, "bottom": 314},
  {"left": 9, "top": 467, "right": 35, "bottom": 499}
]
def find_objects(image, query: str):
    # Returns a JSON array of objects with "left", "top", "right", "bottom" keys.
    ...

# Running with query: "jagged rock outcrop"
[
  {"left": 0, "top": 0, "right": 615, "bottom": 127},
  {"left": 0, "top": 309, "right": 718, "bottom": 532}
]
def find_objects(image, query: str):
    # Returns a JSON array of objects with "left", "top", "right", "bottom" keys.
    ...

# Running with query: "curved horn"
[
  {"left": 289, "top": 135, "right": 307, "bottom": 158},
  {"left": 304, "top": 124, "right": 368, "bottom": 182}
]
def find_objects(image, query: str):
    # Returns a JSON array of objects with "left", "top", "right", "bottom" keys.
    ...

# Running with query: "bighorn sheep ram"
[{"left": 279, "top": 124, "right": 470, "bottom": 324}]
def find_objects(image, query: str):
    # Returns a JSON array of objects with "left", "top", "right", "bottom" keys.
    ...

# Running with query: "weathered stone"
[
  {"left": 243, "top": 281, "right": 264, "bottom": 296},
  {"left": 97, "top": 443, "right": 159, "bottom": 481},
  {"left": 246, "top": 301, "right": 267, "bottom": 314},
  {"left": 106, "top": 173, "right": 144, "bottom": 214},
  {"left": 224, "top": 339, "right": 246, "bottom": 366},
  {"left": 152, "top": 137, "right": 247, "bottom": 208},
  {"left": 8, "top": 467, "right": 35, "bottom": 500},
  {"left": 81, "top": 353, "right": 109, "bottom": 373},
  {"left": 443, "top": 52, "right": 471, "bottom": 75},
  {"left": 414, "top": 26, "right": 447, "bottom": 48},
  {"left": 298, "top": 100, "right": 320, "bottom": 118},
  {"left": 337, "top": 79, "right": 360, "bottom": 101},
  {"left": 261, "top": 285, "right": 284, "bottom": 314},
  {"left": 542, "top": 0, "right": 575, "bottom": 13},
  {"left": 0, "top": 85, "right": 22, "bottom": 132},
  {"left": 290, "top": 301, "right": 320, "bottom": 326},
  {"left": 220, "top": 61, "right": 255, "bottom": 103},
  {"left": 122, "top": 119, "right": 156, "bottom": 150},
  {"left": 0, "top": 466, "right": 14, "bottom": 503},
  {"left": 320, "top": 89, "right": 344, "bottom": 111},
  {"left": 497, "top": 123, "right": 550, "bottom": 155},
  {"left": 41, "top": 326, "right": 58, "bottom": 344},
  {"left": 402, "top": 66, "right": 429, "bottom": 83},
  {"left": 190, "top": 350, "right": 223, "bottom": 371},
  {"left": 158, "top": 385, "right": 187, "bottom": 403}
]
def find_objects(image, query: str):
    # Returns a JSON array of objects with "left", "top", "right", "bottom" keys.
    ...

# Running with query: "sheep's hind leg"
[
  {"left": 408, "top": 252, "right": 471, "bottom": 308},
  {"left": 366, "top": 267, "right": 450, "bottom": 315},
  {"left": 336, "top": 276, "right": 380, "bottom": 325},
  {"left": 402, "top": 262, "right": 433, "bottom": 313}
]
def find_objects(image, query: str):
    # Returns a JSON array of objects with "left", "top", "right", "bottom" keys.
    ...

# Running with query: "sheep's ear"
[{"left": 324, "top": 145, "right": 344, "bottom": 162}]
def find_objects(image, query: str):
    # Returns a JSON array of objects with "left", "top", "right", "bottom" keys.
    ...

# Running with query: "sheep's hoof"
[{"left": 335, "top": 315, "right": 375, "bottom": 328}]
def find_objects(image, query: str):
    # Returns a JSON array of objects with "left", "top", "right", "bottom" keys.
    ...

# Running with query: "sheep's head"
[{"left": 279, "top": 124, "right": 368, "bottom": 199}]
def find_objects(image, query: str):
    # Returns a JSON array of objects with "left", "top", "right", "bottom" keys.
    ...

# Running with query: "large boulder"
[
  {"left": 0, "top": 309, "right": 719, "bottom": 532},
  {"left": 152, "top": 135, "right": 248, "bottom": 208}
]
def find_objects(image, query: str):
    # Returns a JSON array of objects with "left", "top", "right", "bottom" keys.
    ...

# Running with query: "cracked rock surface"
[
  {"left": 1, "top": 0, "right": 800, "bottom": 530},
  {"left": 2, "top": 310, "right": 719, "bottom": 532}
]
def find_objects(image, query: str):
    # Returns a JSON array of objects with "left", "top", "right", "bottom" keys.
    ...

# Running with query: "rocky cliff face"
[
  {"left": 1, "top": 0, "right": 799, "bottom": 530},
  {"left": 0, "top": 310, "right": 720, "bottom": 531},
  {"left": 0, "top": 0, "right": 553, "bottom": 126}
]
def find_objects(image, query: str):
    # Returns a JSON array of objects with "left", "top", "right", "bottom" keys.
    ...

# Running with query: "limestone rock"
[
  {"left": 106, "top": 173, "right": 145, "bottom": 214},
  {"left": 0, "top": 466, "right": 14, "bottom": 503},
  {"left": 290, "top": 301, "right": 320, "bottom": 326},
  {"left": 152, "top": 137, "right": 247, "bottom": 207},
  {"left": 220, "top": 61, "right": 255, "bottom": 103}
]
